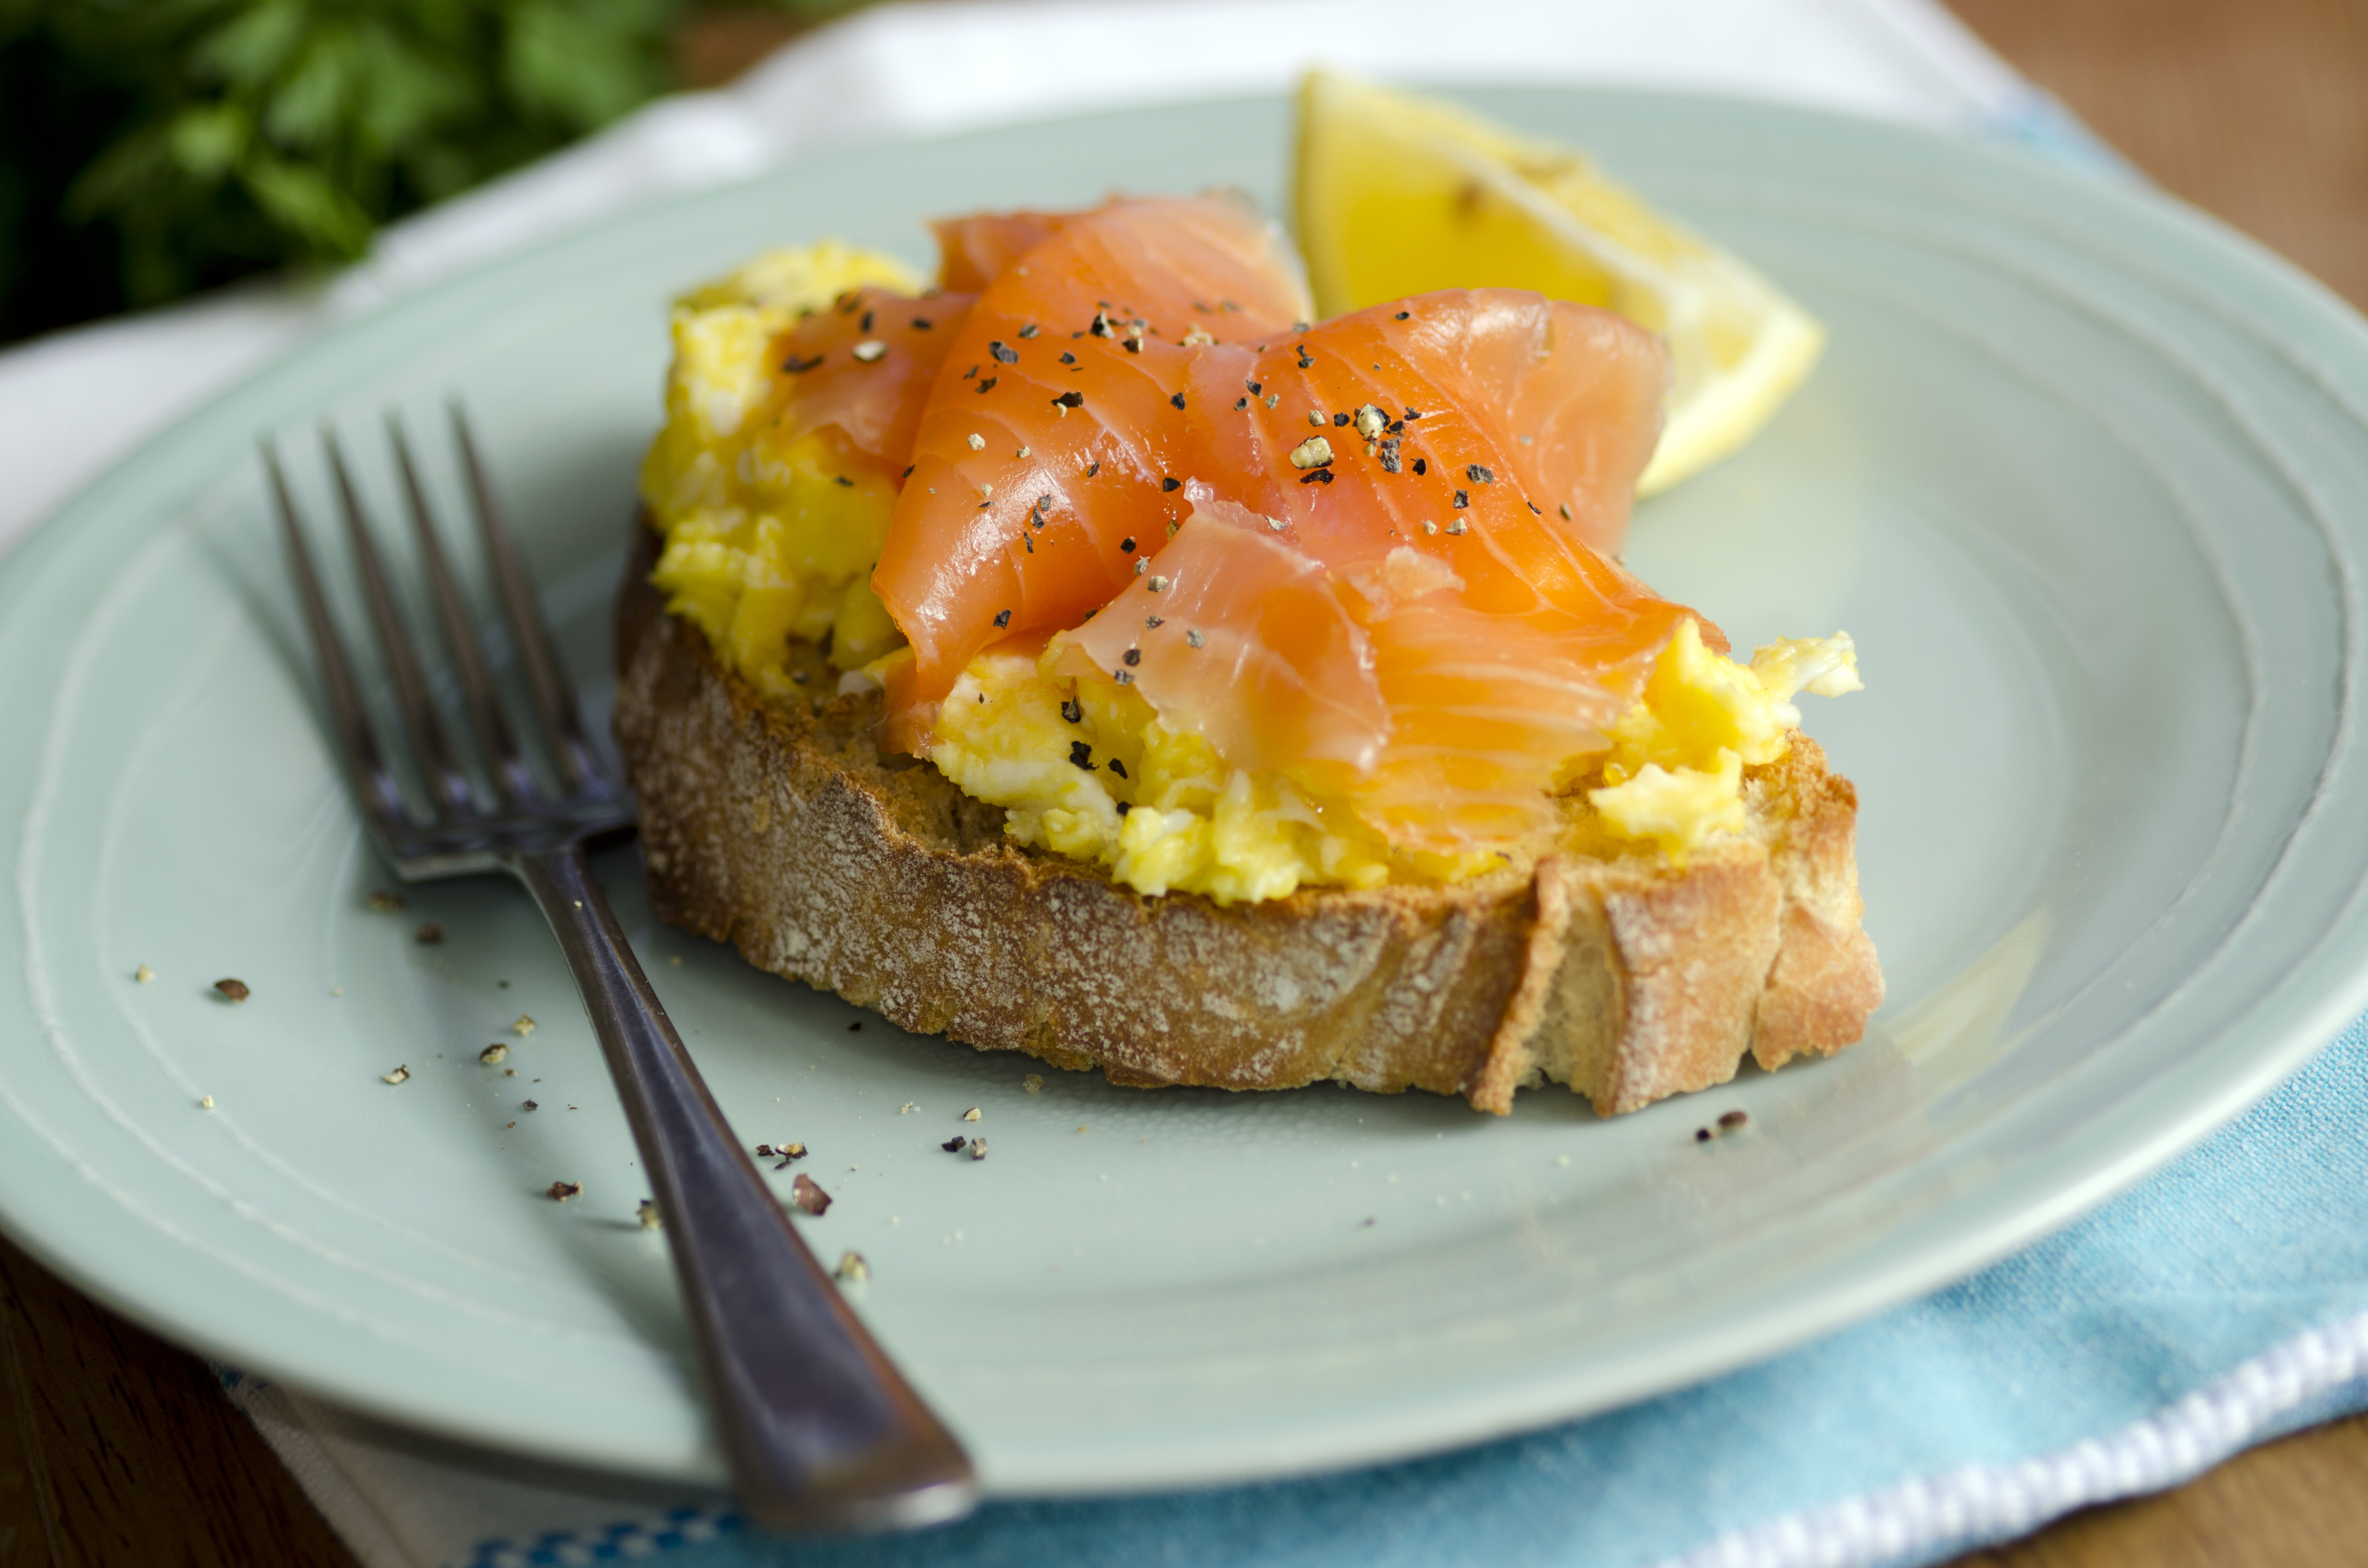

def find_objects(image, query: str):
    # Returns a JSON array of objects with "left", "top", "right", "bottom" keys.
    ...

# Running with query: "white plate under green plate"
[{"left": 5, "top": 88, "right": 2368, "bottom": 1496}]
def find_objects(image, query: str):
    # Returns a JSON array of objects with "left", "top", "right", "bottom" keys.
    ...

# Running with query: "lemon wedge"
[{"left": 1293, "top": 70, "right": 1824, "bottom": 495}]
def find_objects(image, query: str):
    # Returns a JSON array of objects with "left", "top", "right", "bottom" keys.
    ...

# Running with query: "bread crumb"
[
  {"left": 547, "top": 1181, "right": 581, "bottom": 1201},
  {"left": 1076, "top": 1125, "right": 1088, "bottom": 1133},
  {"left": 961, "top": 1106, "right": 981, "bottom": 1122},
  {"left": 968, "top": 1138, "right": 987, "bottom": 1161},
  {"left": 367, "top": 890, "right": 406, "bottom": 914},
  {"left": 134, "top": 964, "right": 155, "bottom": 984},
  {"left": 198, "top": 1095, "right": 214, "bottom": 1110},
  {"left": 1022, "top": 1074, "right": 1044, "bottom": 1095},
  {"left": 834, "top": 1250, "right": 869, "bottom": 1282},
  {"left": 214, "top": 978, "right": 250, "bottom": 1003},
  {"left": 899, "top": 1102, "right": 915, "bottom": 1115},
  {"left": 789, "top": 1174, "right": 831, "bottom": 1215},
  {"left": 637, "top": 1200, "right": 661, "bottom": 1230},
  {"left": 513, "top": 1016, "right": 536, "bottom": 1036},
  {"left": 380, "top": 1066, "right": 410, "bottom": 1085},
  {"left": 415, "top": 923, "right": 444, "bottom": 945},
  {"left": 479, "top": 1043, "right": 508, "bottom": 1065},
  {"left": 1717, "top": 1109, "right": 1750, "bottom": 1131}
]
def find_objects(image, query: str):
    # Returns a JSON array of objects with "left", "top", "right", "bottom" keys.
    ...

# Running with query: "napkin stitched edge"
[{"left": 1660, "top": 1306, "right": 2368, "bottom": 1568}]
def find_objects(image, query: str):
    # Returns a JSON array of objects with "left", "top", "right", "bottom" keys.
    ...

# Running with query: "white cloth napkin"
[{"left": 0, "top": 2, "right": 2124, "bottom": 1563}]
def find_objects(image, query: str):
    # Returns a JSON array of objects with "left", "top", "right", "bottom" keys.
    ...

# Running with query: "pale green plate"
[{"left": 5, "top": 89, "right": 2368, "bottom": 1496}]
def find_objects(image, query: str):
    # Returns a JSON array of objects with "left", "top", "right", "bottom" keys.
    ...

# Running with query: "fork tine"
[
  {"left": 261, "top": 438, "right": 413, "bottom": 837},
  {"left": 322, "top": 424, "right": 478, "bottom": 821},
  {"left": 449, "top": 402, "right": 605, "bottom": 795},
  {"left": 387, "top": 413, "right": 540, "bottom": 807}
]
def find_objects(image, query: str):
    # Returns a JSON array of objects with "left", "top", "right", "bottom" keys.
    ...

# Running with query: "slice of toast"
[{"left": 612, "top": 530, "right": 1882, "bottom": 1115}]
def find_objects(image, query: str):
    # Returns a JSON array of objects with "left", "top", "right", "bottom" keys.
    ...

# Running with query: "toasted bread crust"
[{"left": 612, "top": 535, "right": 1881, "bottom": 1114}]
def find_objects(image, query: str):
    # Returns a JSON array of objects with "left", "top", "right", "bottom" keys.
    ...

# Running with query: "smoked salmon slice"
[
  {"left": 769, "top": 284, "right": 975, "bottom": 467},
  {"left": 857, "top": 199, "right": 1710, "bottom": 855},
  {"left": 870, "top": 195, "right": 1314, "bottom": 741},
  {"left": 1056, "top": 291, "right": 1706, "bottom": 854},
  {"left": 931, "top": 211, "right": 1073, "bottom": 293}
]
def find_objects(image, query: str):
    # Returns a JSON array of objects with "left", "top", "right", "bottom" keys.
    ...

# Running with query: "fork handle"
[{"left": 512, "top": 846, "right": 976, "bottom": 1531}]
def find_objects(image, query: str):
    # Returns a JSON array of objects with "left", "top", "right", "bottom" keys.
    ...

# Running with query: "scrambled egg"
[
  {"left": 926, "top": 624, "right": 1860, "bottom": 904},
  {"left": 644, "top": 242, "right": 1863, "bottom": 903},
  {"left": 928, "top": 651, "right": 1403, "bottom": 904},
  {"left": 639, "top": 241, "right": 920, "bottom": 702},
  {"left": 1588, "top": 620, "right": 1862, "bottom": 858}
]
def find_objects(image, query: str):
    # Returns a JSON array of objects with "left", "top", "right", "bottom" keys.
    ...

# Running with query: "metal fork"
[{"left": 261, "top": 408, "right": 975, "bottom": 1532}]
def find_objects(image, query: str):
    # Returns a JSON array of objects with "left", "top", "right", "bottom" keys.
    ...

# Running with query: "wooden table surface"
[{"left": 8, "top": 2, "right": 2368, "bottom": 1563}]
